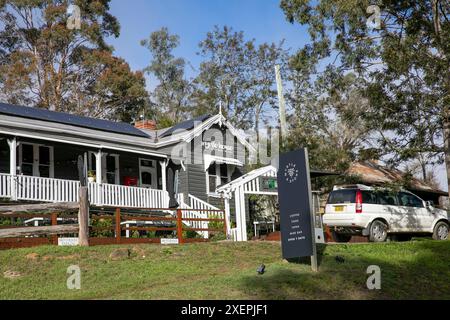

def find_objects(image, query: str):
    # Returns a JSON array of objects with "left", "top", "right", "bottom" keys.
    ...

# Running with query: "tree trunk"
[{"left": 443, "top": 120, "right": 450, "bottom": 196}]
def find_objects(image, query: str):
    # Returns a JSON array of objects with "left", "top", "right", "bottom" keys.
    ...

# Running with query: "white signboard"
[
  {"left": 202, "top": 141, "right": 233, "bottom": 152},
  {"left": 160, "top": 238, "right": 179, "bottom": 245},
  {"left": 58, "top": 238, "right": 79, "bottom": 246}
]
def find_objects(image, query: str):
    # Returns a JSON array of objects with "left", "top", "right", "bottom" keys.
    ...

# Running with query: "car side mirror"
[{"left": 425, "top": 201, "right": 434, "bottom": 209}]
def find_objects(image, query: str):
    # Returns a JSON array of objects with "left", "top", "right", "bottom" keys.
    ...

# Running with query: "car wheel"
[
  {"left": 331, "top": 230, "right": 352, "bottom": 243},
  {"left": 369, "top": 220, "right": 388, "bottom": 242},
  {"left": 433, "top": 222, "right": 449, "bottom": 241}
]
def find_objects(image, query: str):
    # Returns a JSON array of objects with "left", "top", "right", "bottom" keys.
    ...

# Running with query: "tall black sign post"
[{"left": 277, "top": 148, "right": 318, "bottom": 272}]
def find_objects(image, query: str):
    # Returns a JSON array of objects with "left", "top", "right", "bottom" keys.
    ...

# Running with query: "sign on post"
[{"left": 277, "top": 149, "right": 318, "bottom": 271}]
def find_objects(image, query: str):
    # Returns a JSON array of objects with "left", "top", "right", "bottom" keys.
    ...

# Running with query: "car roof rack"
[{"left": 333, "top": 184, "right": 373, "bottom": 191}]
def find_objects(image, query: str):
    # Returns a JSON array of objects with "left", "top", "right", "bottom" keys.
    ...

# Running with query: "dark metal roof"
[
  {"left": 0, "top": 103, "right": 149, "bottom": 138},
  {"left": 159, "top": 114, "right": 212, "bottom": 138}
]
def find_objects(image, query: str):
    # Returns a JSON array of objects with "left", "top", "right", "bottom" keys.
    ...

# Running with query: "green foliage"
[
  {"left": 0, "top": 0, "right": 148, "bottom": 121},
  {"left": 182, "top": 230, "right": 200, "bottom": 239},
  {"left": 91, "top": 218, "right": 113, "bottom": 238},
  {"left": 193, "top": 25, "right": 289, "bottom": 130},
  {"left": 280, "top": 0, "right": 450, "bottom": 191},
  {"left": 141, "top": 27, "right": 192, "bottom": 124}
]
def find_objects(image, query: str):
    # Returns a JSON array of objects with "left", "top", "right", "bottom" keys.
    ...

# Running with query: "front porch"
[
  {"left": 0, "top": 136, "right": 170, "bottom": 208},
  {"left": 0, "top": 174, "right": 169, "bottom": 208}
]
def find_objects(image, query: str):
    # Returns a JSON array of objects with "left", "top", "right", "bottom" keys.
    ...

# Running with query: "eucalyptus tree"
[
  {"left": 141, "top": 27, "right": 192, "bottom": 127},
  {"left": 281, "top": 0, "right": 450, "bottom": 191},
  {"left": 0, "top": 0, "right": 148, "bottom": 122}
]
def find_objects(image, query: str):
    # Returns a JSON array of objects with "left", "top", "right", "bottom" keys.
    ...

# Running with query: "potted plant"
[{"left": 87, "top": 170, "right": 96, "bottom": 183}]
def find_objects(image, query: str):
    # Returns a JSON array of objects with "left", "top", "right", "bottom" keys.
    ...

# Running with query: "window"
[
  {"left": 206, "top": 163, "right": 233, "bottom": 195},
  {"left": 327, "top": 190, "right": 356, "bottom": 204},
  {"left": 362, "top": 191, "right": 378, "bottom": 204},
  {"left": 398, "top": 192, "right": 424, "bottom": 208},
  {"left": 19, "top": 143, "right": 53, "bottom": 178},
  {"left": 88, "top": 152, "right": 119, "bottom": 184},
  {"left": 39, "top": 146, "right": 51, "bottom": 178},
  {"left": 207, "top": 164, "right": 217, "bottom": 193},
  {"left": 139, "top": 158, "right": 157, "bottom": 188},
  {"left": 377, "top": 191, "right": 398, "bottom": 206},
  {"left": 105, "top": 155, "right": 118, "bottom": 184},
  {"left": 21, "top": 144, "right": 34, "bottom": 176},
  {"left": 219, "top": 163, "right": 228, "bottom": 186}
]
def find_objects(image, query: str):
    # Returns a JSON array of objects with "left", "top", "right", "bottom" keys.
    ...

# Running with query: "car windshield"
[{"left": 328, "top": 189, "right": 356, "bottom": 204}]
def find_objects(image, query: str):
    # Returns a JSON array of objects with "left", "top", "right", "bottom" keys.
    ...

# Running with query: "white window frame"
[
  {"left": 18, "top": 142, "right": 54, "bottom": 178},
  {"left": 206, "top": 163, "right": 234, "bottom": 197},
  {"left": 87, "top": 151, "right": 120, "bottom": 185},
  {"left": 139, "top": 158, "right": 157, "bottom": 189},
  {"left": 104, "top": 154, "right": 120, "bottom": 185}
]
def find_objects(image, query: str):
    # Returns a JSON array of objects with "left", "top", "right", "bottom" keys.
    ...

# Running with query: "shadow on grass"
[{"left": 238, "top": 240, "right": 450, "bottom": 300}]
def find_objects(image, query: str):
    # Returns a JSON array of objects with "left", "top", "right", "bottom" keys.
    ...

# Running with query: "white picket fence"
[{"left": 0, "top": 173, "right": 169, "bottom": 209}]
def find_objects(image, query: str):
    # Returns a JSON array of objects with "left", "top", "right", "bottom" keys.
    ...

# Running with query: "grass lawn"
[{"left": 0, "top": 239, "right": 449, "bottom": 300}]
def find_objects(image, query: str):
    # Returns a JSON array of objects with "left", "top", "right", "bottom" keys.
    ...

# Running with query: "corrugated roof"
[
  {"left": 159, "top": 114, "right": 212, "bottom": 138},
  {"left": 0, "top": 102, "right": 149, "bottom": 138},
  {"left": 348, "top": 161, "right": 448, "bottom": 196}
]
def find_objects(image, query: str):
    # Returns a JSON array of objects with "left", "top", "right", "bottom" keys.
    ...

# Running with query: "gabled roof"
[
  {"left": 146, "top": 113, "right": 256, "bottom": 153},
  {"left": 0, "top": 102, "right": 149, "bottom": 138},
  {"left": 159, "top": 114, "right": 212, "bottom": 138}
]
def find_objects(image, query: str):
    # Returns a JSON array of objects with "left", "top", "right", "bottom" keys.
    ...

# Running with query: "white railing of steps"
[
  {"left": 0, "top": 173, "right": 169, "bottom": 208},
  {"left": 188, "top": 194, "right": 224, "bottom": 220},
  {"left": 176, "top": 194, "right": 222, "bottom": 239}
]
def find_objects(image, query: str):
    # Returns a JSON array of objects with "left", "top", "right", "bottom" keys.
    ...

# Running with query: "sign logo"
[{"left": 284, "top": 163, "right": 298, "bottom": 183}]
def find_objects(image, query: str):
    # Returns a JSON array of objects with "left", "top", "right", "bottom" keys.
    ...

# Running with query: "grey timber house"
[{"left": 0, "top": 103, "right": 253, "bottom": 221}]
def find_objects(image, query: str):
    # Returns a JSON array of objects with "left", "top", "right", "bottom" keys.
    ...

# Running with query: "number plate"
[{"left": 334, "top": 206, "right": 345, "bottom": 212}]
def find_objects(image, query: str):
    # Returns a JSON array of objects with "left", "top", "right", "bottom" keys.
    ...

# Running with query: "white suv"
[{"left": 323, "top": 184, "right": 449, "bottom": 242}]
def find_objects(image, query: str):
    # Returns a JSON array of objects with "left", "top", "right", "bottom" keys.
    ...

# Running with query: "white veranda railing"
[
  {"left": 0, "top": 173, "right": 169, "bottom": 209},
  {"left": 0, "top": 173, "right": 12, "bottom": 198}
]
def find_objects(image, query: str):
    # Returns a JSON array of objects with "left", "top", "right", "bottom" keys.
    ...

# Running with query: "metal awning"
[{"left": 204, "top": 154, "right": 243, "bottom": 171}]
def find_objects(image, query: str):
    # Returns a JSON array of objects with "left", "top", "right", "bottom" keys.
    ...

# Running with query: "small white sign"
[
  {"left": 58, "top": 238, "right": 79, "bottom": 246},
  {"left": 202, "top": 141, "right": 233, "bottom": 152},
  {"left": 160, "top": 238, "right": 179, "bottom": 245}
]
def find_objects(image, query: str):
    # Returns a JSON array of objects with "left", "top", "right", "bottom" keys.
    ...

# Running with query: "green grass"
[{"left": 0, "top": 239, "right": 449, "bottom": 300}]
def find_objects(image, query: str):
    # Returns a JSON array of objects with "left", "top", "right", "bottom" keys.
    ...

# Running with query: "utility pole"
[{"left": 275, "top": 65, "right": 287, "bottom": 146}]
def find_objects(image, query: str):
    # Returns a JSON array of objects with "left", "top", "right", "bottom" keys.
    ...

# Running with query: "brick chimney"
[{"left": 134, "top": 119, "right": 157, "bottom": 131}]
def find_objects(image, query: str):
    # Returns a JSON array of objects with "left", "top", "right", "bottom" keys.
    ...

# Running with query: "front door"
[
  {"left": 139, "top": 158, "right": 157, "bottom": 188},
  {"left": 19, "top": 143, "right": 53, "bottom": 178}
]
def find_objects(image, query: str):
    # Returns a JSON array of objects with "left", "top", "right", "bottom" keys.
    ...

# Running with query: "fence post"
[
  {"left": 51, "top": 212, "right": 58, "bottom": 245},
  {"left": 78, "top": 186, "right": 90, "bottom": 246},
  {"left": 222, "top": 211, "right": 227, "bottom": 236},
  {"left": 176, "top": 209, "right": 184, "bottom": 244},
  {"left": 115, "top": 208, "right": 121, "bottom": 244}
]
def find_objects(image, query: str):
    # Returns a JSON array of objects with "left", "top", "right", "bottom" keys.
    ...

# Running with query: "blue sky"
[
  {"left": 105, "top": 0, "right": 448, "bottom": 191},
  {"left": 107, "top": 0, "right": 308, "bottom": 86}
]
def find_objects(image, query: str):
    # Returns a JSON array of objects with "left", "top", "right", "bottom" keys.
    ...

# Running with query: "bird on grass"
[{"left": 257, "top": 264, "right": 266, "bottom": 275}]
